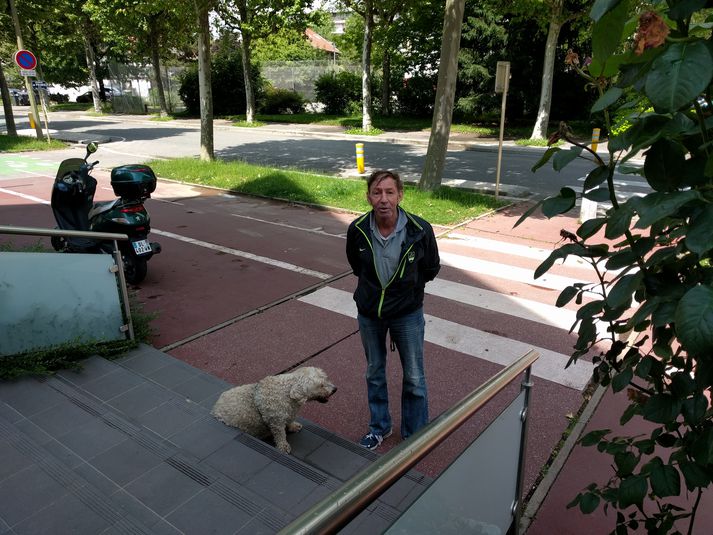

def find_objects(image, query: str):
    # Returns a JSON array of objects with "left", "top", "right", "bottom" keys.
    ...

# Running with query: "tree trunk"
[
  {"left": 148, "top": 17, "right": 169, "bottom": 117},
  {"left": 381, "top": 51, "right": 391, "bottom": 116},
  {"left": 361, "top": 0, "right": 373, "bottom": 131},
  {"left": 419, "top": 0, "right": 465, "bottom": 191},
  {"left": 239, "top": 33, "right": 256, "bottom": 123},
  {"left": 530, "top": 0, "right": 563, "bottom": 140},
  {"left": 83, "top": 35, "right": 102, "bottom": 114},
  {"left": 195, "top": 0, "right": 214, "bottom": 161},
  {"left": 0, "top": 62, "right": 17, "bottom": 136}
]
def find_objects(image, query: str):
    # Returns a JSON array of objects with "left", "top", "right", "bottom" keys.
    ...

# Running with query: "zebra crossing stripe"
[
  {"left": 442, "top": 233, "right": 595, "bottom": 270},
  {"left": 298, "top": 286, "right": 593, "bottom": 390},
  {"left": 439, "top": 251, "right": 593, "bottom": 292}
]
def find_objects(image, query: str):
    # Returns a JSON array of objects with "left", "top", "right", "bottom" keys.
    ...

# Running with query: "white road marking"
[
  {"left": 150, "top": 228, "right": 332, "bottom": 279},
  {"left": 439, "top": 251, "right": 597, "bottom": 292},
  {"left": 0, "top": 187, "right": 49, "bottom": 205},
  {"left": 443, "top": 233, "right": 595, "bottom": 270},
  {"left": 230, "top": 213, "right": 346, "bottom": 238},
  {"left": 298, "top": 286, "right": 593, "bottom": 390},
  {"left": 428, "top": 278, "right": 576, "bottom": 330}
]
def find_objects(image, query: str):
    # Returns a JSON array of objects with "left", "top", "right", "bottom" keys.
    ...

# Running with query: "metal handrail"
[
  {"left": 280, "top": 349, "right": 541, "bottom": 535},
  {"left": 0, "top": 224, "right": 134, "bottom": 340}
]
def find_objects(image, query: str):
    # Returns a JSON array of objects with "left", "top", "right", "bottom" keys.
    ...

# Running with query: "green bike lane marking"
[{"left": 0, "top": 155, "right": 58, "bottom": 177}]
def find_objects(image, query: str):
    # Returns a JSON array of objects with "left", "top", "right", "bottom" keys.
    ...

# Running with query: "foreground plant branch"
[{"left": 517, "top": 2, "right": 713, "bottom": 533}]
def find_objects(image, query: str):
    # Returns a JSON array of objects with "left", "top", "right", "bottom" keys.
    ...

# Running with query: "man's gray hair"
[{"left": 367, "top": 170, "right": 403, "bottom": 192}]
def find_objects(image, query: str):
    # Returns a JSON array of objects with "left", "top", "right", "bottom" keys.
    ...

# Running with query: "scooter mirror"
[{"left": 86, "top": 142, "right": 99, "bottom": 155}]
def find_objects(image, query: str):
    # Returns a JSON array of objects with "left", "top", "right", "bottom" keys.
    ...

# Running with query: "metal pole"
[
  {"left": 112, "top": 240, "right": 135, "bottom": 341},
  {"left": 495, "top": 69, "right": 509, "bottom": 201},
  {"left": 7, "top": 0, "right": 43, "bottom": 140},
  {"left": 512, "top": 365, "right": 534, "bottom": 534}
]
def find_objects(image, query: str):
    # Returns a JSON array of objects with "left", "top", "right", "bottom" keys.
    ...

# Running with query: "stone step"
[{"left": 0, "top": 344, "right": 430, "bottom": 534}]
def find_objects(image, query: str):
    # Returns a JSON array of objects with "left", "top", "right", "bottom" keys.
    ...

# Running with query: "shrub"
[
  {"left": 178, "top": 49, "right": 264, "bottom": 116},
  {"left": 48, "top": 92, "right": 69, "bottom": 104},
  {"left": 395, "top": 74, "right": 437, "bottom": 116},
  {"left": 314, "top": 70, "right": 361, "bottom": 115},
  {"left": 260, "top": 86, "right": 304, "bottom": 114}
]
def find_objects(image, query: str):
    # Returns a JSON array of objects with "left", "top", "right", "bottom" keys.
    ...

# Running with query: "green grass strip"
[
  {"left": 148, "top": 158, "right": 503, "bottom": 226},
  {"left": 0, "top": 134, "right": 66, "bottom": 152}
]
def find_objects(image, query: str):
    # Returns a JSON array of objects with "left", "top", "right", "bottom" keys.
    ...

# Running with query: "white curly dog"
[{"left": 211, "top": 366, "right": 337, "bottom": 454}]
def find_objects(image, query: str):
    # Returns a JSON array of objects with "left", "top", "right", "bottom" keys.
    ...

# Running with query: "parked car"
[{"left": 76, "top": 87, "right": 121, "bottom": 103}]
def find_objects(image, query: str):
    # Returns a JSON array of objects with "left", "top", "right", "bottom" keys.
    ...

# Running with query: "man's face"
[{"left": 367, "top": 177, "right": 403, "bottom": 223}]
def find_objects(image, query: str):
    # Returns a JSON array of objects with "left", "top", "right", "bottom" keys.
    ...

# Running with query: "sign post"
[
  {"left": 494, "top": 61, "right": 510, "bottom": 201},
  {"left": 12, "top": 49, "right": 43, "bottom": 139}
]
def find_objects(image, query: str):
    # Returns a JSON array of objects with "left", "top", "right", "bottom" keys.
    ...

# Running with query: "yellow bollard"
[
  {"left": 28, "top": 112, "right": 36, "bottom": 130},
  {"left": 591, "top": 128, "right": 601, "bottom": 153},
  {"left": 355, "top": 143, "right": 365, "bottom": 174}
]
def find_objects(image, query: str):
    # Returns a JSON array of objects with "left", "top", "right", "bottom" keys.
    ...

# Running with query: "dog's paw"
[
  {"left": 287, "top": 421, "right": 303, "bottom": 433},
  {"left": 276, "top": 442, "right": 291, "bottom": 454}
]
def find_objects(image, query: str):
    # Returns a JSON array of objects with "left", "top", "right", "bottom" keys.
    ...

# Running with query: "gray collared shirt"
[{"left": 370, "top": 208, "right": 407, "bottom": 285}]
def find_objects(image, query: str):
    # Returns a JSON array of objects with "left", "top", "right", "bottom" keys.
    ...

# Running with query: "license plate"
[{"left": 132, "top": 239, "right": 152, "bottom": 255}]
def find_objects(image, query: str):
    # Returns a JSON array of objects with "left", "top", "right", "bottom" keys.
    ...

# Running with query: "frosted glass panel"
[
  {"left": 0, "top": 252, "right": 125, "bottom": 356},
  {"left": 386, "top": 391, "right": 526, "bottom": 535}
]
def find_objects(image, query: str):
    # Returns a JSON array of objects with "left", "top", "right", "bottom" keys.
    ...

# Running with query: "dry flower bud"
[{"left": 634, "top": 11, "right": 669, "bottom": 55}]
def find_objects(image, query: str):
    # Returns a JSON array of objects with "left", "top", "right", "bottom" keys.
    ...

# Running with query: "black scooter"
[{"left": 51, "top": 142, "right": 161, "bottom": 284}]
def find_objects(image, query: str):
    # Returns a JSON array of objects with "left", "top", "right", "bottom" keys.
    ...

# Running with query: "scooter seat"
[{"left": 88, "top": 199, "right": 120, "bottom": 220}]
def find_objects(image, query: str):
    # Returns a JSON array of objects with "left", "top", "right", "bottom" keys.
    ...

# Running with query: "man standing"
[{"left": 346, "top": 170, "right": 440, "bottom": 451}]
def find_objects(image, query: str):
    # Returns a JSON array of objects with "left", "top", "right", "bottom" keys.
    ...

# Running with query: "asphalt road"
[{"left": 2, "top": 109, "right": 651, "bottom": 201}]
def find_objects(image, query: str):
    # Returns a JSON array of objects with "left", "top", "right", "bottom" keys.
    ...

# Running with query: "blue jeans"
[{"left": 358, "top": 307, "right": 428, "bottom": 439}]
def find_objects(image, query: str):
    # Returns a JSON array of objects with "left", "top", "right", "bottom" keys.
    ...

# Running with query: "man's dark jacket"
[{"left": 346, "top": 209, "right": 440, "bottom": 320}]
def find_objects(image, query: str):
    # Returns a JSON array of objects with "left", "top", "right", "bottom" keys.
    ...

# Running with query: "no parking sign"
[{"left": 14, "top": 49, "right": 37, "bottom": 76}]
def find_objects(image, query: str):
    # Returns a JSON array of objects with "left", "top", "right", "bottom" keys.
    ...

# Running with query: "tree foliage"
[{"left": 520, "top": 1, "right": 713, "bottom": 532}]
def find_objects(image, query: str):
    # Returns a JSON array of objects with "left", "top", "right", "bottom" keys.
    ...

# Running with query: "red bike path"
[{"left": 2, "top": 166, "right": 711, "bottom": 533}]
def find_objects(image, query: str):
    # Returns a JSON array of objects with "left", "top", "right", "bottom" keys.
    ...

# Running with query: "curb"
[{"left": 519, "top": 382, "right": 608, "bottom": 532}]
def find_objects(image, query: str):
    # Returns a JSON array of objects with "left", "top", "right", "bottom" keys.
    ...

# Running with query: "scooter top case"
[{"left": 110, "top": 165, "right": 157, "bottom": 200}]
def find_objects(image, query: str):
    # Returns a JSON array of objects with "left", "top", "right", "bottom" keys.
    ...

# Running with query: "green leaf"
[
  {"left": 553, "top": 147, "right": 583, "bottom": 171},
  {"left": 581, "top": 429, "right": 611, "bottom": 446},
  {"left": 590, "top": 0, "right": 624, "bottom": 22},
  {"left": 513, "top": 199, "right": 544, "bottom": 228},
  {"left": 682, "top": 393, "right": 708, "bottom": 425},
  {"left": 650, "top": 463, "right": 681, "bottom": 498},
  {"left": 615, "top": 451, "right": 639, "bottom": 477},
  {"left": 618, "top": 475, "right": 648, "bottom": 508},
  {"left": 605, "top": 205, "right": 634, "bottom": 239},
  {"left": 556, "top": 286, "right": 579, "bottom": 307},
  {"left": 679, "top": 460, "right": 710, "bottom": 490},
  {"left": 592, "top": 0, "right": 630, "bottom": 74},
  {"left": 542, "top": 188, "right": 577, "bottom": 218},
  {"left": 579, "top": 492, "right": 600, "bottom": 514},
  {"left": 629, "top": 190, "right": 701, "bottom": 228},
  {"left": 612, "top": 367, "right": 633, "bottom": 393},
  {"left": 691, "top": 428, "right": 713, "bottom": 464},
  {"left": 668, "top": 0, "right": 709, "bottom": 21},
  {"left": 644, "top": 139, "right": 687, "bottom": 192},
  {"left": 675, "top": 285, "right": 713, "bottom": 355},
  {"left": 531, "top": 147, "right": 560, "bottom": 172},
  {"left": 643, "top": 394, "right": 682, "bottom": 424},
  {"left": 584, "top": 187, "right": 612, "bottom": 202},
  {"left": 578, "top": 217, "right": 607, "bottom": 239},
  {"left": 592, "top": 87, "right": 624, "bottom": 113},
  {"left": 685, "top": 205, "right": 713, "bottom": 256},
  {"left": 645, "top": 41, "right": 713, "bottom": 113},
  {"left": 577, "top": 299, "right": 605, "bottom": 320},
  {"left": 584, "top": 166, "right": 611, "bottom": 190},
  {"left": 606, "top": 249, "right": 637, "bottom": 270},
  {"left": 607, "top": 273, "right": 643, "bottom": 309}
]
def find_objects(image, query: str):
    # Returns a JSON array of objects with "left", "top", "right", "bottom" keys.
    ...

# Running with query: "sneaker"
[{"left": 359, "top": 429, "right": 393, "bottom": 451}]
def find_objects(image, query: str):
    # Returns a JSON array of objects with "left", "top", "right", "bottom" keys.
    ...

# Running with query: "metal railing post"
[
  {"left": 280, "top": 350, "right": 540, "bottom": 535},
  {"left": 512, "top": 365, "right": 534, "bottom": 534}
]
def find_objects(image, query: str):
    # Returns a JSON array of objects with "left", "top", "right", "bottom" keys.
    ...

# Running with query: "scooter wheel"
[
  {"left": 51, "top": 235, "right": 65, "bottom": 251},
  {"left": 123, "top": 255, "right": 148, "bottom": 284}
]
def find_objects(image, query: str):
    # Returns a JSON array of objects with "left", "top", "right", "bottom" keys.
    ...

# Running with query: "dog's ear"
[{"left": 289, "top": 382, "right": 308, "bottom": 404}]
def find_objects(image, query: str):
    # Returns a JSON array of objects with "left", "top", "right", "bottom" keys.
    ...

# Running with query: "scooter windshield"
[{"left": 55, "top": 158, "right": 85, "bottom": 181}]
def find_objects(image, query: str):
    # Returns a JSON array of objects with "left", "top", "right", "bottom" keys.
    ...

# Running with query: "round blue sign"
[{"left": 14, "top": 50, "right": 37, "bottom": 70}]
